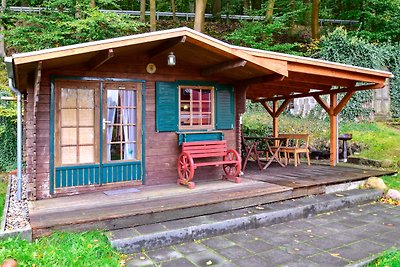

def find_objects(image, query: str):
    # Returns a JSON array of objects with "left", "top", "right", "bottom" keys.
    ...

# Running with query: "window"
[
  {"left": 59, "top": 87, "right": 96, "bottom": 165},
  {"left": 179, "top": 86, "right": 214, "bottom": 130},
  {"left": 106, "top": 88, "right": 138, "bottom": 161}
]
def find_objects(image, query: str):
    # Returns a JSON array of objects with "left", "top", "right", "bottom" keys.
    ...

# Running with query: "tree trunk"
[
  {"left": 311, "top": 0, "right": 320, "bottom": 39},
  {"left": 243, "top": 0, "right": 249, "bottom": 13},
  {"left": 265, "top": 0, "right": 275, "bottom": 24},
  {"left": 150, "top": 0, "right": 156, "bottom": 31},
  {"left": 171, "top": 0, "right": 177, "bottom": 22},
  {"left": 75, "top": 0, "right": 81, "bottom": 19},
  {"left": 252, "top": 0, "right": 261, "bottom": 10},
  {"left": 140, "top": 0, "right": 146, "bottom": 23},
  {"left": 90, "top": 0, "right": 95, "bottom": 8},
  {"left": 212, "top": 0, "right": 221, "bottom": 19},
  {"left": 194, "top": 0, "right": 207, "bottom": 32},
  {"left": 289, "top": 0, "right": 296, "bottom": 34}
]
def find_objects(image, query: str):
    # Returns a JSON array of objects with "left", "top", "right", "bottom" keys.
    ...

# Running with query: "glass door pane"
[{"left": 105, "top": 87, "right": 138, "bottom": 162}]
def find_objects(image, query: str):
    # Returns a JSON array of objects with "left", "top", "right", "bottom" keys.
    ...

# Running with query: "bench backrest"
[
  {"left": 278, "top": 133, "right": 309, "bottom": 148},
  {"left": 182, "top": 140, "right": 228, "bottom": 159}
]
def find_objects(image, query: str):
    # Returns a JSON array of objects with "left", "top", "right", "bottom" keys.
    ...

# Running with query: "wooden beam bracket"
[
  {"left": 201, "top": 59, "right": 247, "bottom": 76},
  {"left": 88, "top": 49, "right": 114, "bottom": 70},
  {"left": 147, "top": 36, "right": 186, "bottom": 59}
]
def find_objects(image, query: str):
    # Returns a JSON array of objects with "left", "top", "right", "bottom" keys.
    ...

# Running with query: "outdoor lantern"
[{"left": 167, "top": 52, "right": 176, "bottom": 66}]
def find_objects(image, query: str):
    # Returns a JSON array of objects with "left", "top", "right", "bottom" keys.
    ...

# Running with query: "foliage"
[
  {"left": 2, "top": 8, "right": 145, "bottom": 53},
  {"left": 368, "top": 249, "right": 400, "bottom": 267},
  {"left": 0, "top": 63, "right": 16, "bottom": 172},
  {"left": 321, "top": 0, "right": 400, "bottom": 42},
  {"left": 226, "top": 19, "right": 302, "bottom": 55},
  {"left": 0, "top": 231, "right": 124, "bottom": 266},
  {"left": 315, "top": 28, "right": 400, "bottom": 119}
]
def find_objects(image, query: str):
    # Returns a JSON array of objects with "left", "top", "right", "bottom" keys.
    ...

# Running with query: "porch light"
[{"left": 167, "top": 52, "right": 176, "bottom": 66}]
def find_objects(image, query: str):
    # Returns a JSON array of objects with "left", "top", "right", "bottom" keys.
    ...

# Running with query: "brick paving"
[{"left": 127, "top": 202, "right": 400, "bottom": 267}]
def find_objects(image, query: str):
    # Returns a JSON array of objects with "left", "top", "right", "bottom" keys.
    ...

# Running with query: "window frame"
[
  {"left": 178, "top": 85, "right": 215, "bottom": 130},
  {"left": 54, "top": 81, "right": 100, "bottom": 167}
]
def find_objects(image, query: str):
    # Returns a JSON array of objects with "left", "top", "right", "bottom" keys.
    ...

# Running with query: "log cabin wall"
[{"left": 30, "top": 55, "right": 238, "bottom": 199}]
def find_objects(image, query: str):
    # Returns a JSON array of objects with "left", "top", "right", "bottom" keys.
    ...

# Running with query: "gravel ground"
[{"left": 4, "top": 174, "right": 30, "bottom": 231}]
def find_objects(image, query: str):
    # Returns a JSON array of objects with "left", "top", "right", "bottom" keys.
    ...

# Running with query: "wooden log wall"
[{"left": 28, "top": 55, "right": 238, "bottom": 199}]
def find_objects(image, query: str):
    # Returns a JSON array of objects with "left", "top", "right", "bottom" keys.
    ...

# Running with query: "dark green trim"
[
  {"left": 49, "top": 79, "right": 55, "bottom": 194},
  {"left": 99, "top": 81, "right": 104, "bottom": 185},
  {"left": 50, "top": 76, "right": 146, "bottom": 191},
  {"left": 141, "top": 81, "right": 146, "bottom": 185}
]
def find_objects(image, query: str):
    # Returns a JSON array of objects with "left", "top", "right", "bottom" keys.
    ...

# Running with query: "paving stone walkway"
[{"left": 126, "top": 202, "right": 400, "bottom": 267}]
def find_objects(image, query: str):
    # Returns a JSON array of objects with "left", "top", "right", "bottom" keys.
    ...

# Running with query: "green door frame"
[{"left": 50, "top": 76, "right": 146, "bottom": 194}]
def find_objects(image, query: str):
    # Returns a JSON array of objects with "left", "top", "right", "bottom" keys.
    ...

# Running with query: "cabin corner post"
[
  {"left": 329, "top": 93, "right": 338, "bottom": 166},
  {"left": 235, "top": 84, "right": 247, "bottom": 152},
  {"left": 272, "top": 100, "right": 279, "bottom": 138}
]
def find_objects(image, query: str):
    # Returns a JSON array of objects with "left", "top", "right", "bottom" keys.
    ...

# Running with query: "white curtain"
[
  {"left": 106, "top": 90, "right": 118, "bottom": 161},
  {"left": 121, "top": 90, "right": 137, "bottom": 160}
]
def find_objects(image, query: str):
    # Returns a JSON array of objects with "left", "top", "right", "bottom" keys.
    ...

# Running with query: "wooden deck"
[{"left": 29, "top": 163, "right": 394, "bottom": 237}]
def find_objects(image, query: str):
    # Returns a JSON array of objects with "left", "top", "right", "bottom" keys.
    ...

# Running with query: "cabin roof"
[{"left": 6, "top": 27, "right": 393, "bottom": 101}]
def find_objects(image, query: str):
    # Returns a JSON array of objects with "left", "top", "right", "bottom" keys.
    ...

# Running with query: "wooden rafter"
[
  {"left": 239, "top": 74, "right": 285, "bottom": 87},
  {"left": 261, "top": 82, "right": 383, "bottom": 102},
  {"left": 147, "top": 36, "right": 186, "bottom": 58},
  {"left": 263, "top": 80, "right": 331, "bottom": 91},
  {"left": 287, "top": 72, "right": 355, "bottom": 87},
  {"left": 88, "top": 49, "right": 114, "bottom": 70},
  {"left": 201, "top": 59, "right": 247, "bottom": 76}
]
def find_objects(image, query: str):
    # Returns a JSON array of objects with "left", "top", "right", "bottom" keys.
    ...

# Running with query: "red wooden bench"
[{"left": 177, "top": 140, "right": 242, "bottom": 189}]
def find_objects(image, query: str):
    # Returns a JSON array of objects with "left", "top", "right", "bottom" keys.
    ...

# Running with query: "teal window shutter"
[
  {"left": 156, "top": 82, "right": 178, "bottom": 132},
  {"left": 215, "top": 84, "right": 234, "bottom": 130}
]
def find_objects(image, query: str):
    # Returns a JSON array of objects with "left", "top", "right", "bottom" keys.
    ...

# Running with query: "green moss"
[{"left": 0, "top": 231, "right": 123, "bottom": 267}]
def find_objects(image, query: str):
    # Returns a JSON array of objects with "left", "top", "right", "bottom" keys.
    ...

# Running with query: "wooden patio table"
[{"left": 263, "top": 136, "right": 288, "bottom": 169}]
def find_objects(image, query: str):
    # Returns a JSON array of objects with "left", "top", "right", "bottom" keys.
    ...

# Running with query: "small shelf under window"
[{"left": 177, "top": 131, "right": 224, "bottom": 145}]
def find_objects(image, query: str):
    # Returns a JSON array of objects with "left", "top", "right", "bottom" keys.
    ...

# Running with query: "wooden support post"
[
  {"left": 329, "top": 93, "right": 337, "bottom": 166},
  {"left": 272, "top": 100, "right": 278, "bottom": 138}
]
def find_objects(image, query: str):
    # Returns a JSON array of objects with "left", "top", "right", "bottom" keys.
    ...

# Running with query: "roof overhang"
[{"left": 6, "top": 27, "right": 393, "bottom": 100}]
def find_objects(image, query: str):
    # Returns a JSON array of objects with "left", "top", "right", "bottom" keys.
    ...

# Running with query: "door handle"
[{"left": 103, "top": 118, "right": 112, "bottom": 130}]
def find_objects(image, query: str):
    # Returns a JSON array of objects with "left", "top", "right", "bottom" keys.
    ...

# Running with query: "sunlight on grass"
[
  {"left": 0, "top": 231, "right": 124, "bottom": 267},
  {"left": 381, "top": 173, "right": 400, "bottom": 191},
  {"left": 368, "top": 249, "right": 400, "bottom": 267},
  {"left": 341, "top": 122, "right": 400, "bottom": 164}
]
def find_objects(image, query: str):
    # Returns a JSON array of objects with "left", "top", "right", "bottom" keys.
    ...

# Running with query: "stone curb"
[
  {"left": 109, "top": 189, "right": 382, "bottom": 253},
  {"left": 0, "top": 175, "right": 32, "bottom": 242},
  {"left": 0, "top": 226, "right": 32, "bottom": 242}
]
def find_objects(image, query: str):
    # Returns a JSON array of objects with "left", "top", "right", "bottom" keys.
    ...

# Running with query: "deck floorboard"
[{"left": 29, "top": 163, "right": 395, "bottom": 237}]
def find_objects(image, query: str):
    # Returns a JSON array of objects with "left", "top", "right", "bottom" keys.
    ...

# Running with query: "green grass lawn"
[
  {"left": 341, "top": 122, "right": 400, "bottom": 165},
  {"left": 0, "top": 172, "right": 8, "bottom": 221},
  {"left": 368, "top": 249, "right": 400, "bottom": 267},
  {"left": 0, "top": 231, "right": 124, "bottom": 267}
]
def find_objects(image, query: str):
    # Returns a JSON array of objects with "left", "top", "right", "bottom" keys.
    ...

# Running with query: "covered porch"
[{"left": 29, "top": 163, "right": 394, "bottom": 238}]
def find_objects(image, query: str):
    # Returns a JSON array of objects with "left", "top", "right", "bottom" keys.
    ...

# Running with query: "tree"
[
  {"left": 150, "top": 0, "right": 156, "bottom": 31},
  {"left": 311, "top": 0, "right": 320, "bottom": 39},
  {"left": 212, "top": 0, "right": 221, "bottom": 19},
  {"left": 140, "top": 0, "right": 146, "bottom": 23},
  {"left": 194, "top": 0, "right": 207, "bottom": 32},
  {"left": 171, "top": 0, "right": 177, "bottom": 22},
  {"left": 265, "top": 0, "right": 275, "bottom": 24}
]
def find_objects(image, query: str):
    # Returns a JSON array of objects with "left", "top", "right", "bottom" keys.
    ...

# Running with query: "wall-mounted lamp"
[{"left": 167, "top": 52, "right": 176, "bottom": 66}]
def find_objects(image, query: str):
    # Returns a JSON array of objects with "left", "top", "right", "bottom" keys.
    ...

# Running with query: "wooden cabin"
[{"left": 6, "top": 27, "right": 392, "bottom": 200}]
